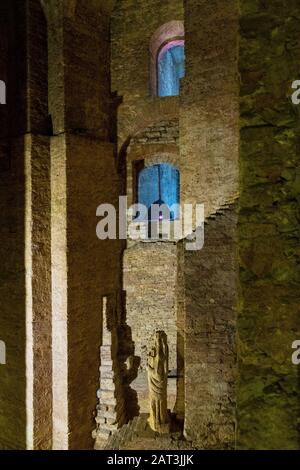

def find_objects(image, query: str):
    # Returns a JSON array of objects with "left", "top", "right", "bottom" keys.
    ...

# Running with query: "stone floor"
[{"left": 100, "top": 414, "right": 195, "bottom": 451}]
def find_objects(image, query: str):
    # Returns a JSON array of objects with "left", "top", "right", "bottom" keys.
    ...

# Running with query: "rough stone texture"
[
  {"left": 184, "top": 207, "right": 238, "bottom": 449},
  {"left": 51, "top": 134, "right": 122, "bottom": 449},
  {"left": 93, "top": 296, "right": 127, "bottom": 447},
  {"left": 112, "top": 0, "right": 240, "bottom": 450},
  {"left": 131, "top": 120, "right": 179, "bottom": 146},
  {"left": 180, "top": 0, "right": 239, "bottom": 220},
  {"left": 237, "top": 0, "right": 300, "bottom": 450},
  {"left": 66, "top": 136, "right": 122, "bottom": 447},
  {"left": 111, "top": 1, "right": 184, "bottom": 427},
  {"left": 124, "top": 242, "right": 178, "bottom": 372},
  {"left": 111, "top": 0, "right": 183, "bottom": 153},
  {"left": 117, "top": 98, "right": 179, "bottom": 153},
  {"left": 25, "top": 134, "right": 52, "bottom": 450},
  {"left": 0, "top": 0, "right": 11, "bottom": 169},
  {"left": 63, "top": 2, "right": 112, "bottom": 139},
  {"left": 1, "top": 0, "right": 299, "bottom": 452},
  {"left": 0, "top": 138, "right": 26, "bottom": 450},
  {"left": 0, "top": 0, "right": 51, "bottom": 450},
  {"left": 45, "top": 0, "right": 112, "bottom": 138},
  {"left": 111, "top": 0, "right": 184, "bottom": 99},
  {"left": 45, "top": 1, "right": 124, "bottom": 450},
  {"left": 104, "top": 414, "right": 194, "bottom": 450}
]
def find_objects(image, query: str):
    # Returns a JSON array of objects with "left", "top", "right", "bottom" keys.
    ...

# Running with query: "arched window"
[
  {"left": 137, "top": 163, "right": 180, "bottom": 220},
  {"left": 150, "top": 21, "right": 185, "bottom": 97},
  {"left": 158, "top": 41, "right": 185, "bottom": 97}
]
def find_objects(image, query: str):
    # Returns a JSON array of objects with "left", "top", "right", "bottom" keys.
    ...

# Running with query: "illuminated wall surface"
[
  {"left": 138, "top": 163, "right": 180, "bottom": 219},
  {"left": 158, "top": 44, "right": 185, "bottom": 97}
]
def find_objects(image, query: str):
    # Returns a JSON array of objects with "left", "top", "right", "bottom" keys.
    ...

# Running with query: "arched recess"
[
  {"left": 117, "top": 97, "right": 179, "bottom": 170},
  {"left": 150, "top": 20, "right": 185, "bottom": 97}
]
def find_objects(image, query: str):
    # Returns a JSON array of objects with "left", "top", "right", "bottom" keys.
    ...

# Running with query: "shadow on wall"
[
  {"left": 0, "top": 0, "right": 30, "bottom": 449},
  {"left": 0, "top": 136, "right": 26, "bottom": 450},
  {"left": 118, "top": 290, "right": 140, "bottom": 421}
]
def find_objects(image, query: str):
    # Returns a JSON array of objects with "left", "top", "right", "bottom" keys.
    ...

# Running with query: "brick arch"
[
  {"left": 144, "top": 151, "right": 179, "bottom": 168},
  {"left": 127, "top": 143, "right": 179, "bottom": 166},
  {"left": 117, "top": 96, "right": 179, "bottom": 164}
]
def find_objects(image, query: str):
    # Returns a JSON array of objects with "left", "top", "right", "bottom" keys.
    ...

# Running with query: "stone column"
[
  {"left": 45, "top": 0, "right": 123, "bottom": 449},
  {"left": 93, "top": 296, "right": 126, "bottom": 448},
  {"left": 0, "top": 0, "right": 52, "bottom": 450}
]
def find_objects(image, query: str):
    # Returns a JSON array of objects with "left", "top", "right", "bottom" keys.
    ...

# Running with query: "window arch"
[
  {"left": 137, "top": 163, "right": 180, "bottom": 221},
  {"left": 150, "top": 21, "right": 185, "bottom": 97}
]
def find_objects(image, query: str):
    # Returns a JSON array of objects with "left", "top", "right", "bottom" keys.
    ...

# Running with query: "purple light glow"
[{"left": 157, "top": 39, "right": 184, "bottom": 62}]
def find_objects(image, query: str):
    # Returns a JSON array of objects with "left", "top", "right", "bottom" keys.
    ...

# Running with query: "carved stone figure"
[{"left": 147, "top": 331, "right": 170, "bottom": 433}]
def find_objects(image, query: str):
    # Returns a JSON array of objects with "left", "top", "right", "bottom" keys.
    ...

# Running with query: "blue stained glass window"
[
  {"left": 138, "top": 163, "right": 180, "bottom": 220},
  {"left": 158, "top": 44, "right": 185, "bottom": 97}
]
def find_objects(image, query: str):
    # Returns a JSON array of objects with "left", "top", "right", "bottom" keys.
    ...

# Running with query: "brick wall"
[
  {"left": 184, "top": 207, "right": 238, "bottom": 449},
  {"left": 123, "top": 242, "right": 178, "bottom": 371},
  {"left": 180, "top": 0, "right": 239, "bottom": 219},
  {"left": 131, "top": 119, "right": 179, "bottom": 146},
  {"left": 111, "top": 0, "right": 184, "bottom": 99}
]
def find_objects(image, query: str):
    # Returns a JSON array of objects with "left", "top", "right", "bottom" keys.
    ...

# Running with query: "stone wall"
[
  {"left": 0, "top": 138, "right": 26, "bottom": 450},
  {"left": 111, "top": 0, "right": 183, "bottom": 152},
  {"left": 180, "top": 0, "right": 239, "bottom": 220},
  {"left": 184, "top": 207, "right": 238, "bottom": 449},
  {"left": 66, "top": 136, "right": 122, "bottom": 450},
  {"left": 237, "top": 0, "right": 300, "bottom": 450},
  {"left": 0, "top": 0, "right": 51, "bottom": 450},
  {"left": 1, "top": 0, "right": 123, "bottom": 451},
  {"left": 0, "top": 0, "right": 124, "bottom": 451},
  {"left": 112, "top": 2, "right": 241, "bottom": 447},
  {"left": 50, "top": 134, "right": 123, "bottom": 449},
  {"left": 0, "top": 1, "right": 26, "bottom": 449},
  {"left": 111, "top": 1, "right": 184, "bottom": 422},
  {"left": 1, "top": 0, "right": 299, "bottom": 452},
  {"left": 123, "top": 242, "right": 178, "bottom": 371},
  {"left": 47, "top": 1, "right": 123, "bottom": 449},
  {"left": 131, "top": 119, "right": 179, "bottom": 146},
  {"left": 123, "top": 241, "right": 179, "bottom": 416},
  {"left": 111, "top": 0, "right": 184, "bottom": 99}
]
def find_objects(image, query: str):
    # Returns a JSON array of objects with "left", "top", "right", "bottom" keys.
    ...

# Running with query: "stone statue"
[{"left": 147, "top": 331, "right": 170, "bottom": 433}]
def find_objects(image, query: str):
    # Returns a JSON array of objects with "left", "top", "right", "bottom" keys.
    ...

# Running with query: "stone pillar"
[
  {"left": 0, "top": 0, "right": 52, "bottom": 450},
  {"left": 180, "top": 0, "right": 239, "bottom": 449},
  {"left": 93, "top": 296, "right": 126, "bottom": 448},
  {"left": 45, "top": 0, "right": 123, "bottom": 449},
  {"left": 184, "top": 207, "right": 238, "bottom": 449},
  {"left": 180, "top": 0, "right": 239, "bottom": 221}
]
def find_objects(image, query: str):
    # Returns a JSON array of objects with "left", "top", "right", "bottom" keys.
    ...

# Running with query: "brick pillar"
[
  {"left": 0, "top": 0, "right": 52, "bottom": 450},
  {"left": 93, "top": 296, "right": 126, "bottom": 448},
  {"left": 46, "top": 0, "right": 123, "bottom": 449}
]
